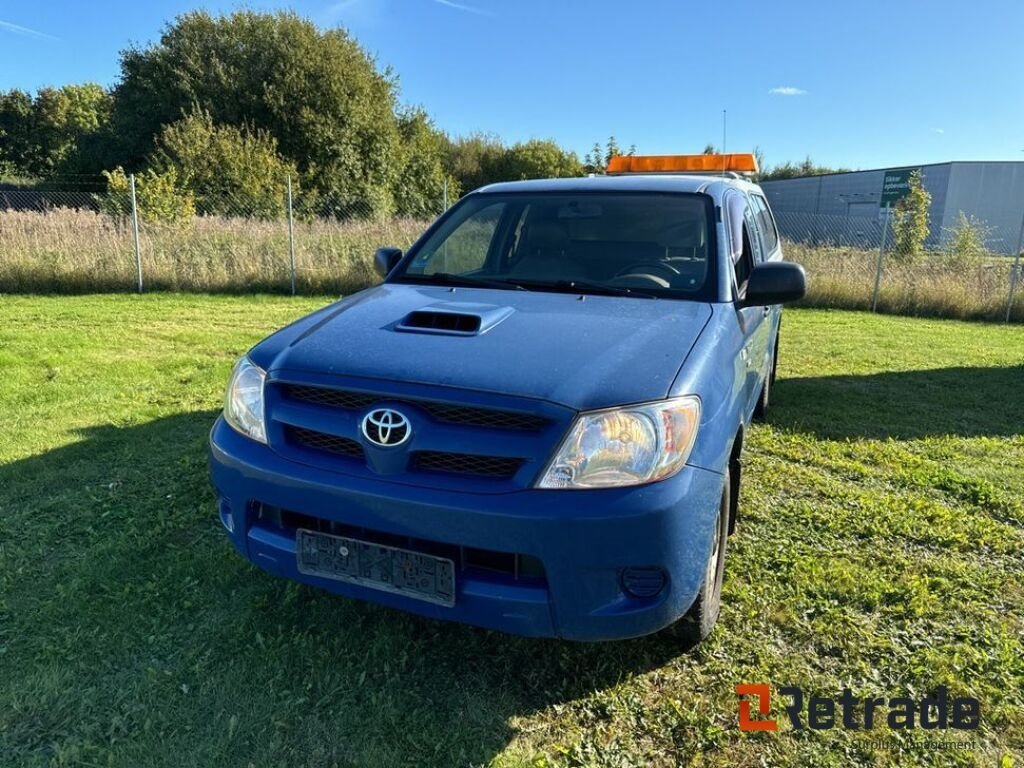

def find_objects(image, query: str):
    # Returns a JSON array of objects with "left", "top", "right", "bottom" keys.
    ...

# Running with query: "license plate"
[{"left": 296, "top": 529, "right": 455, "bottom": 607}]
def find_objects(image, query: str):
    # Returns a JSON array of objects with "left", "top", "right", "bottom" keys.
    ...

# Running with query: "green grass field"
[{"left": 0, "top": 295, "right": 1021, "bottom": 767}]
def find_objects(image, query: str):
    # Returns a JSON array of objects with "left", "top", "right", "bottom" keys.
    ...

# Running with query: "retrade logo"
[
  {"left": 737, "top": 684, "right": 778, "bottom": 731},
  {"left": 736, "top": 684, "right": 980, "bottom": 732},
  {"left": 361, "top": 408, "right": 411, "bottom": 447}
]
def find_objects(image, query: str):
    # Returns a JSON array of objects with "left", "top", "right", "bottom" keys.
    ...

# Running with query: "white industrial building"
[{"left": 760, "top": 161, "right": 1024, "bottom": 254}]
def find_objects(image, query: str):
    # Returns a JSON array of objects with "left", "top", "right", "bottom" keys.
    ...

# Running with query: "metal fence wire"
[
  {"left": 0, "top": 174, "right": 1022, "bottom": 322},
  {"left": 0, "top": 174, "right": 438, "bottom": 296},
  {"left": 774, "top": 207, "right": 1024, "bottom": 322}
]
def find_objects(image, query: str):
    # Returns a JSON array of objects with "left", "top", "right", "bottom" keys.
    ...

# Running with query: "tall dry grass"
[
  {"left": 787, "top": 240, "right": 1023, "bottom": 322},
  {"left": 1, "top": 208, "right": 1021, "bottom": 322},
  {"left": 0, "top": 208, "right": 427, "bottom": 294}
]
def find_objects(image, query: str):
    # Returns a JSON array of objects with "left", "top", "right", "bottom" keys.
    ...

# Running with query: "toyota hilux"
[{"left": 209, "top": 153, "right": 806, "bottom": 643}]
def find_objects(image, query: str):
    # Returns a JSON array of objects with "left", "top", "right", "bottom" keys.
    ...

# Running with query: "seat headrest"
[{"left": 525, "top": 221, "right": 569, "bottom": 253}]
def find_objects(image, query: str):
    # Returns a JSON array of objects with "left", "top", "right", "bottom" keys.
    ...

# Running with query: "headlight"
[
  {"left": 537, "top": 396, "right": 701, "bottom": 489},
  {"left": 223, "top": 357, "right": 267, "bottom": 443}
]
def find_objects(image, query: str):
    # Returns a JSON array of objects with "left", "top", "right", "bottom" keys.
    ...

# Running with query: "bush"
[
  {"left": 890, "top": 170, "right": 931, "bottom": 260},
  {"left": 944, "top": 211, "right": 991, "bottom": 266},
  {"left": 153, "top": 111, "right": 295, "bottom": 219},
  {"left": 99, "top": 166, "right": 194, "bottom": 223}
]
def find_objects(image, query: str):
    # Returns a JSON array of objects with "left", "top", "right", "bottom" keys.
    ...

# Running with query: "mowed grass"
[{"left": 0, "top": 295, "right": 1022, "bottom": 767}]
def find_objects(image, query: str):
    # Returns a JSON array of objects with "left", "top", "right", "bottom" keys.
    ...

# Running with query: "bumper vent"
[{"left": 412, "top": 451, "right": 525, "bottom": 479}]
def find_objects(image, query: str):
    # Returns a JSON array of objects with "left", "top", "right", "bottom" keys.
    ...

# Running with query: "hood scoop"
[{"left": 395, "top": 301, "right": 514, "bottom": 337}]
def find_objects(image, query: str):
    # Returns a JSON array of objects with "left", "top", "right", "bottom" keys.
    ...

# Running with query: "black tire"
[
  {"left": 769, "top": 326, "right": 781, "bottom": 385},
  {"left": 752, "top": 365, "right": 771, "bottom": 421},
  {"left": 753, "top": 331, "right": 779, "bottom": 422},
  {"left": 670, "top": 469, "right": 731, "bottom": 647}
]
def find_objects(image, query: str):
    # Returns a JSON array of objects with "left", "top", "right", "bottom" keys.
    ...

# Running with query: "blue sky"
[{"left": 2, "top": 0, "right": 1023, "bottom": 170}]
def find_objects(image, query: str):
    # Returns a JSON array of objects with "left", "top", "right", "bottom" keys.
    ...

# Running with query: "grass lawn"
[{"left": 0, "top": 294, "right": 1021, "bottom": 767}]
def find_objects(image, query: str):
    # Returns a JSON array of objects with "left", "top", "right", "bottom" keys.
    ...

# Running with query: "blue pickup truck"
[{"left": 209, "top": 155, "right": 805, "bottom": 643}]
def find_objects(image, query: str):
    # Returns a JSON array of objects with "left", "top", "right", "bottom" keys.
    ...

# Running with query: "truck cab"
[{"left": 209, "top": 154, "right": 805, "bottom": 643}]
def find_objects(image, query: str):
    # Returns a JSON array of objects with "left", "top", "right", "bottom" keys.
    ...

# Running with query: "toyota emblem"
[{"left": 361, "top": 408, "right": 411, "bottom": 447}]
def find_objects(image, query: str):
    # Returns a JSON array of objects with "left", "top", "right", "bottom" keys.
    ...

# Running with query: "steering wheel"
[{"left": 613, "top": 262, "right": 680, "bottom": 281}]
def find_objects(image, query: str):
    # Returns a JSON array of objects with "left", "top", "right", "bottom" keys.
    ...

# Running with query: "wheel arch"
[{"left": 727, "top": 426, "right": 744, "bottom": 535}]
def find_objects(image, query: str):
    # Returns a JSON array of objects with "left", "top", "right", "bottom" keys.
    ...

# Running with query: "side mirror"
[
  {"left": 742, "top": 261, "right": 806, "bottom": 307},
  {"left": 374, "top": 247, "right": 403, "bottom": 279}
]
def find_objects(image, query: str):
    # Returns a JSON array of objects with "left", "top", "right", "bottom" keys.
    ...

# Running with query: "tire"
[
  {"left": 752, "top": 364, "right": 771, "bottom": 421},
  {"left": 670, "top": 469, "right": 731, "bottom": 647},
  {"left": 753, "top": 331, "right": 779, "bottom": 422}
]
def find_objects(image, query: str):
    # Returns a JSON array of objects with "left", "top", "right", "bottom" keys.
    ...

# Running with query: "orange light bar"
[{"left": 607, "top": 153, "right": 759, "bottom": 174}]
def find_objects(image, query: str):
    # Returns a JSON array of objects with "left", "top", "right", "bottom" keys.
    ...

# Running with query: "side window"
[
  {"left": 416, "top": 202, "right": 506, "bottom": 275},
  {"left": 743, "top": 204, "right": 765, "bottom": 264},
  {"left": 751, "top": 194, "right": 779, "bottom": 254},
  {"left": 726, "top": 192, "right": 756, "bottom": 296}
]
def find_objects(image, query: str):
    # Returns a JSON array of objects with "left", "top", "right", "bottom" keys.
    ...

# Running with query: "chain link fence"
[
  {"left": 774, "top": 209, "right": 1024, "bottom": 322},
  {"left": 1, "top": 174, "right": 1022, "bottom": 322},
  {"left": 0, "top": 174, "right": 437, "bottom": 295}
]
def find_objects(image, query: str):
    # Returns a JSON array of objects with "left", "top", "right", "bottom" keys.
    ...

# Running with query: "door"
[{"left": 725, "top": 191, "right": 769, "bottom": 420}]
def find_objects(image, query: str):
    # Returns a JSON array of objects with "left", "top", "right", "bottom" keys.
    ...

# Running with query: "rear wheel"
[{"left": 670, "top": 469, "right": 731, "bottom": 647}]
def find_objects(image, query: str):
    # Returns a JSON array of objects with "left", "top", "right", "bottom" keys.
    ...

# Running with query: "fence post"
[
  {"left": 871, "top": 202, "right": 889, "bottom": 312},
  {"left": 1005, "top": 209, "right": 1024, "bottom": 322},
  {"left": 442, "top": 177, "right": 448, "bottom": 212},
  {"left": 286, "top": 174, "right": 296, "bottom": 296},
  {"left": 129, "top": 173, "right": 143, "bottom": 294}
]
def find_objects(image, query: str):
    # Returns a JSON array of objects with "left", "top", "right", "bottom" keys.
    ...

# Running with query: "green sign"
[{"left": 880, "top": 168, "right": 918, "bottom": 207}]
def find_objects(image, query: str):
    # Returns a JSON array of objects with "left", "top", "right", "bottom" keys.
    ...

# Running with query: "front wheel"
[
  {"left": 669, "top": 468, "right": 731, "bottom": 647},
  {"left": 753, "top": 330, "right": 780, "bottom": 422}
]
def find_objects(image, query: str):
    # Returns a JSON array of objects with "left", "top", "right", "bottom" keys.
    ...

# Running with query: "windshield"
[{"left": 393, "top": 192, "right": 717, "bottom": 300}]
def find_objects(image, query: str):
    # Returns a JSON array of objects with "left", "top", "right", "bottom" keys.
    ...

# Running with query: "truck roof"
[{"left": 476, "top": 174, "right": 762, "bottom": 198}]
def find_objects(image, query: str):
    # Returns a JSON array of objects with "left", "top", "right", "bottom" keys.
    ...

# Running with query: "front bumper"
[{"left": 209, "top": 416, "right": 725, "bottom": 641}]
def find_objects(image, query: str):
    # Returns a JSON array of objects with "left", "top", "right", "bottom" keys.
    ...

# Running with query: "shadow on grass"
[
  {"left": 1, "top": 411, "right": 690, "bottom": 766},
  {"left": 771, "top": 365, "right": 1024, "bottom": 440}
]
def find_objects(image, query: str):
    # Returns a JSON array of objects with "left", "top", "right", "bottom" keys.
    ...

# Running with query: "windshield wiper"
[
  {"left": 515, "top": 279, "right": 659, "bottom": 299},
  {"left": 400, "top": 272, "right": 527, "bottom": 291}
]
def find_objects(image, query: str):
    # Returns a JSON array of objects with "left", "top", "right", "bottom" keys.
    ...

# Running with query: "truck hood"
[{"left": 259, "top": 284, "right": 713, "bottom": 411}]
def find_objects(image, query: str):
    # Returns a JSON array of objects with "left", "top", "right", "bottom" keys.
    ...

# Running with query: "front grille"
[
  {"left": 282, "top": 385, "right": 377, "bottom": 411},
  {"left": 280, "top": 384, "right": 548, "bottom": 431},
  {"left": 412, "top": 451, "right": 525, "bottom": 479},
  {"left": 284, "top": 425, "right": 524, "bottom": 481},
  {"left": 255, "top": 504, "right": 547, "bottom": 584},
  {"left": 286, "top": 426, "right": 364, "bottom": 460}
]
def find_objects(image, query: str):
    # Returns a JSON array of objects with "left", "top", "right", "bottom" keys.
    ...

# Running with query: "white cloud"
[
  {"left": 769, "top": 86, "right": 807, "bottom": 96},
  {"left": 0, "top": 19, "right": 58, "bottom": 41},
  {"left": 430, "top": 0, "right": 493, "bottom": 16},
  {"left": 933, "top": 127, "right": 945, "bottom": 134}
]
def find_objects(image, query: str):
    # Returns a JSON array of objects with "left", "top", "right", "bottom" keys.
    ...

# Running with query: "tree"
[
  {"left": 583, "top": 141, "right": 605, "bottom": 174},
  {"left": 393, "top": 108, "right": 458, "bottom": 217},
  {"left": 752, "top": 146, "right": 766, "bottom": 177},
  {"left": 889, "top": 170, "right": 931, "bottom": 260},
  {"left": 0, "top": 84, "right": 113, "bottom": 176},
  {"left": 0, "top": 90, "right": 34, "bottom": 175},
  {"left": 605, "top": 136, "right": 622, "bottom": 163},
  {"left": 702, "top": 143, "right": 717, "bottom": 155},
  {"left": 493, "top": 139, "right": 582, "bottom": 181},
  {"left": 583, "top": 135, "right": 632, "bottom": 174},
  {"left": 759, "top": 157, "right": 851, "bottom": 181},
  {"left": 152, "top": 110, "right": 295, "bottom": 218},
  {"left": 443, "top": 132, "right": 505, "bottom": 192},
  {"left": 113, "top": 10, "right": 401, "bottom": 215}
]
